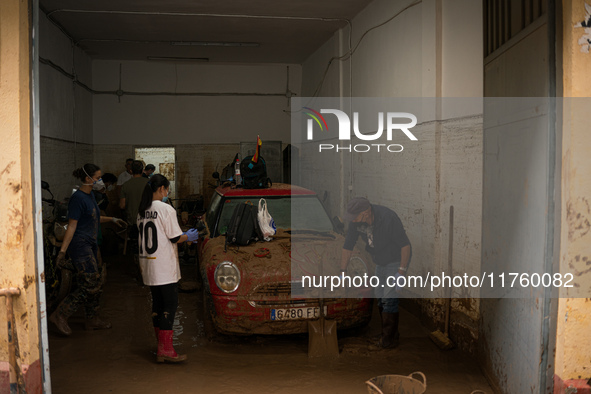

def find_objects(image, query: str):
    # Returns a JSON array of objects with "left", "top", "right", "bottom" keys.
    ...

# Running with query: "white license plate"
[{"left": 271, "top": 307, "right": 326, "bottom": 321}]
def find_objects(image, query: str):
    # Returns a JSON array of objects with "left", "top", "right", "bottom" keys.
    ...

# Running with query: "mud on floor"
[{"left": 47, "top": 254, "right": 493, "bottom": 394}]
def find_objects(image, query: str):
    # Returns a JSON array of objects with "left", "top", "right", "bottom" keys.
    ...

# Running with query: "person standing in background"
[
  {"left": 92, "top": 172, "right": 117, "bottom": 212},
  {"left": 143, "top": 164, "right": 156, "bottom": 178},
  {"left": 117, "top": 158, "right": 133, "bottom": 187},
  {"left": 100, "top": 173, "right": 120, "bottom": 217},
  {"left": 120, "top": 161, "right": 148, "bottom": 233}
]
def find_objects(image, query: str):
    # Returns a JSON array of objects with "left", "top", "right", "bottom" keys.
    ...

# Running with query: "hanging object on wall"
[
  {"left": 252, "top": 135, "right": 262, "bottom": 164},
  {"left": 574, "top": 3, "right": 591, "bottom": 53}
]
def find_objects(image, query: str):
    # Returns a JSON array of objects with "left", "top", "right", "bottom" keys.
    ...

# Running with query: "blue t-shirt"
[{"left": 68, "top": 190, "right": 100, "bottom": 245}]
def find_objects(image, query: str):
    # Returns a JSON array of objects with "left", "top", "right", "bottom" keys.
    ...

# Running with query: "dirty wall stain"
[{"left": 567, "top": 197, "right": 591, "bottom": 242}]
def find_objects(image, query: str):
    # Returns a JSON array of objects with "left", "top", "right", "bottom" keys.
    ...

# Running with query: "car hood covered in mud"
[{"left": 200, "top": 229, "right": 372, "bottom": 299}]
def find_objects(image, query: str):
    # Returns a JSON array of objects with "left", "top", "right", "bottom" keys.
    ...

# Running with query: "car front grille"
[
  {"left": 251, "top": 281, "right": 343, "bottom": 300},
  {"left": 252, "top": 282, "right": 293, "bottom": 297},
  {"left": 251, "top": 298, "right": 337, "bottom": 307},
  {"left": 249, "top": 282, "right": 339, "bottom": 307}
]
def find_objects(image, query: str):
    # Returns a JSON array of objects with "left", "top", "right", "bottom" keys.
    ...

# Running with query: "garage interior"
[{"left": 1, "top": 0, "right": 591, "bottom": 393}]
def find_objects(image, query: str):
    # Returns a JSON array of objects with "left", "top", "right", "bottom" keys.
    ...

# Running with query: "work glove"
[
  {"left": 183, "top": 228, "right": 199, "bottom": 243},
  {"left": 111, "top": 217, "right": 127, "bottom": 227},
  {"left": 56, "top": 251, "right": 67, "bottom": 269}
]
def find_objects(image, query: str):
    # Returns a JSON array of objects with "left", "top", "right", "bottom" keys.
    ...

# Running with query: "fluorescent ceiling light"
[
  {"left": 147, "top": 56, "right": 209, "bottom": 62},
  {"left": 171, "top": 41, "right": 259, "bottom": 47}
]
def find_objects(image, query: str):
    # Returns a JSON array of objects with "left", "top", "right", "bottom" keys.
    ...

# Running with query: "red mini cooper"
[{"left": 198, "top": 183, "right": 373, "bottom": 335}]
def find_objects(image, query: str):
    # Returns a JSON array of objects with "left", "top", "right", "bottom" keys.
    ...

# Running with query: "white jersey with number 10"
[{"left": 137, "top": 200, "right": 183, "bottom": 286}]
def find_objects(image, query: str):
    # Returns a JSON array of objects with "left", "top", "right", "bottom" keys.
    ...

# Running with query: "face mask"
[
  {"left": 107, "top": 185, "right": 114, "bottom": 192},
  {"left": 82, "top": 177, "right": 103, "bottom": 187},
  {"left": 162, "top": 187, "right": 170, "bottom": 203},
  {"left": 82, "top": 166, "right": 103, "bottom": 189},
  {"left": 92, "top": 179, "right": 105, "bottom": 191}
]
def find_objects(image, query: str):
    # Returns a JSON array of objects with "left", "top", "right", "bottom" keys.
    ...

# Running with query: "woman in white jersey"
[{"left": 137, "top": 174, "right": 198, "bottom": 363}]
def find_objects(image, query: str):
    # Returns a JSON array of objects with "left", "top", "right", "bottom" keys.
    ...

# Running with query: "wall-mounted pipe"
[{"left": 39, "top": 56, "right": 291, "bottom": 98}]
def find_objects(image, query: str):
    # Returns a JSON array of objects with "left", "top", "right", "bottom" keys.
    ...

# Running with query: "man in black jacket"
[{"left": 340, "top": 197, "right": 411, "bottom": 349}]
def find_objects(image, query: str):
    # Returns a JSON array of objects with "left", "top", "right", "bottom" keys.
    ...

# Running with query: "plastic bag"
[{"left": 257, "top": 198, "right": 276, "bottom": 241}]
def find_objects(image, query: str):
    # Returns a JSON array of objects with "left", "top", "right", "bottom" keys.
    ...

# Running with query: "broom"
[{"left": 429, "top": 206, "right": 455, "bottom": 350}]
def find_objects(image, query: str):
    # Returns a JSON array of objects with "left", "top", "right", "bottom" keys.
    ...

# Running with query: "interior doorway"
[{"left": 135, "top": 147, "right": 176, "bottom": 201}]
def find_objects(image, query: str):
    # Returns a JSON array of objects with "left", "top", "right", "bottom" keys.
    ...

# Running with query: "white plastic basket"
[{"left": 366, "top": 372, "right": 427, "bottom": 394}]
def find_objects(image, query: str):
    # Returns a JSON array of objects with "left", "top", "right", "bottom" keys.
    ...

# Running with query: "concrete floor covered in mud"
[{"left": 48, "top": 255, "right": 494, "bottom": 393}]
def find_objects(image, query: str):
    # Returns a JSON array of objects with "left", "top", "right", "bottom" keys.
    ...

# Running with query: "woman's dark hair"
[
  {"left": 73, "top": 163, "right": 101, "bottom": 183},
  {"left": 138, "top": 174, "right": 170, "bottom": 217},
  {"left": 102, "top": 173, "right": 117, "bottom": 184}
]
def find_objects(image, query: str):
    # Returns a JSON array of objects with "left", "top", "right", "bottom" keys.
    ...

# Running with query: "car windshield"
[{"left": 215, "top": 195, "right": 333, "bottom": 236}]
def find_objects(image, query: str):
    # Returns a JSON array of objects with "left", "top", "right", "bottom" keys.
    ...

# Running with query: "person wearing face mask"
[
  {"left": 92, "top": 172, "right": 117, "bottom": 212},
  {"left": 142, "top": 164, "right": 156, "bottom": 178},
  {"left": 102, "top": 173, "right": 118, "bottom": 193},
  {"left": 137, "top": 174, "right": 198, "bottom": 363},
  {"left": 49, "top": 163, "right": 127, "bottom": 336},
  {"left": 99, "top": 173, "right": 121, "bottom": 218},
  {"left": 340, "top": 197, "right": 411, "bottom": 350}
]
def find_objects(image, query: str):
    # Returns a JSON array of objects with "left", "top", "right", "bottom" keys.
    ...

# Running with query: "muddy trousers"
[
  {"left": 150, "top": 283, "right": 178, "bottom": 330},
  {"left": 59, "top": 242, "right": 104, "bottom": 319}
]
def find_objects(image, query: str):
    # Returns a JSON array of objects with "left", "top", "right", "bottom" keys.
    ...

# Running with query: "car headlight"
[{"left": 214, "top": 262, "right": 241, "bottom": 293}]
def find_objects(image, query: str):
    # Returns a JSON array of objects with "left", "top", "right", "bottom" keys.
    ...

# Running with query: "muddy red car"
[{"left": 198, "top": 183, "right": 373, "bottom": 335}]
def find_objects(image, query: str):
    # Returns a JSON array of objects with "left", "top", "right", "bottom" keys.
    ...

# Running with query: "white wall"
[
  {"left": 442, "top": 0, "right": 485, "bottom": 98},
  {"left": 39, "top": 11, "right": 94, "bottom": 200},
  {"left": 92, "top": 61, "right": 301, "bottom": 145},
  {"left": 40, "top": 12, "right": 302, "bottom": 199},
  {"left": 480, "top": 21, "right": 553, "bottom": 394},
  {"left": 39, "top": 12, "right": 93, "bottom": 144},
  {"left": 349, "top": 1, "right": 423, "bottom": 97},
  {"left": 299, "top": 0, "right": 484, "bottom": 353},
  {"left": 302, "top": 0, "right": 483, "bottom": 99}
]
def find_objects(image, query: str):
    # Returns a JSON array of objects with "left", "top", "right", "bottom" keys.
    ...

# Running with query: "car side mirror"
[{"left": 333, "top": 216, "right": 344, "bottom": 234}]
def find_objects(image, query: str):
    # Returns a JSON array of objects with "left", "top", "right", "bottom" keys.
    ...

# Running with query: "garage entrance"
[{"left": 3, "top": 0, "right": 590, "bottom": 393}]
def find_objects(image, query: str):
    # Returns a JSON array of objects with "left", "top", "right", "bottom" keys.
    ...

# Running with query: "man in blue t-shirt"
[{"left": 341, "top": 197, "right": 411, "bottom": 349}]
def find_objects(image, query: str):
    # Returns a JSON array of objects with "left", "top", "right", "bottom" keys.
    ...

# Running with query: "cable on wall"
[
  {"left": 39, "top": 56, "right": 290, "bottom": 98},
  {"left": 310, "top": 0, "right": 423, "bottom": 98}
]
